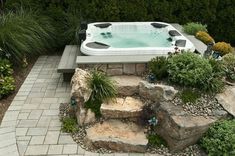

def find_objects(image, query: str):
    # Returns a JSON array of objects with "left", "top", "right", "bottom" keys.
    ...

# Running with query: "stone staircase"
[
  {"left": 85, "top": 75, "right": 148, "bottom": 152},
  {"left": 71, "top": 69, "right": 178, "bottom": 152}
]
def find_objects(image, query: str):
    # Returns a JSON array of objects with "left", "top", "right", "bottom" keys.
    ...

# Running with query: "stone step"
[
  {"left": 101, "top": 97, "right": 144, "bottom": 119},
  {"left": 111, "top": 75, "right": 142, "bottom": 96},
  {"left": 85, "top": 120, "right": 148, "bottom": 152}
]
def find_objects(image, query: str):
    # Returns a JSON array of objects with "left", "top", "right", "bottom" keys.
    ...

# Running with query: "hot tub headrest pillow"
[
  {"left": 169, "top": 30, "right": 181, "bottom": 36},
  {"left": 94, "top": 23, "right": 112, "bottom": 28},
  {"left": 151, "top": 23, "right": 168, "bottom": 28}
]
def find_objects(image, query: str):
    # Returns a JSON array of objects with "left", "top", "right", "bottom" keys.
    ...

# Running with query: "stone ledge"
[{"left": 85, "top": 120, "right": 148, "bottom": 152}]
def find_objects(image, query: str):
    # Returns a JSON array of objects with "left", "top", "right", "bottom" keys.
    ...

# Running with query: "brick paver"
[{"left": 0, "top": 56, "right": 162, "bottom": 156}]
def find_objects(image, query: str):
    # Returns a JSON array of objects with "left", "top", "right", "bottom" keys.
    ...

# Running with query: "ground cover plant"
[
  {"left": 180, "top": 89, "right": 201, "bottom": 104},
  {"left": 200, "top": 119, "right": 235, "bottom": 155},
  {"left": 61, "top": 117, "right": 79, "bottom": 133}
]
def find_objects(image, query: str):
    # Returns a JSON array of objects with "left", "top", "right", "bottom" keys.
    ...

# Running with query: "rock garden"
[{"left": 59, "top": 50, "right": 235, "bottom": 155}]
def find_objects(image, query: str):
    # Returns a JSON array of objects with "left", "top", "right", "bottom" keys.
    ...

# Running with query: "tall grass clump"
[
  {"left": 0, "top": 10, "right": 56, "bottom": 63},
  {"left": 183, "top": 22, "right": 207, "bottom": 35},
  {"left": 85, "top": 70, "right": 117, "bottom": 117}
]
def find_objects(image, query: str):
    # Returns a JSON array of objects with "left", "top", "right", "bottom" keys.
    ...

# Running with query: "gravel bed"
[
  {"left": 59, "top": 103, "right": 207, "bottom": 156},
  {"left": 172, "top": 94, "right": 226, "bottom": 117}
]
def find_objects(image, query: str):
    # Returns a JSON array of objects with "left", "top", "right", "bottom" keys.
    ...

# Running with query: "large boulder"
[
  {"left": 111, "top": 76, "right": 142, "bottom": 96},
  {"left": 101, "top": 97, "right": 144, "bottom": 119},
  {"left": 156, "top": 102, "right": 217, "bottom": 151},
  {"left": 85, "top": 120, "right": 148, "bottom": 152},
  {"left": 71, "top": 68, "right": 95, "bottom": 125},
  {"left": 216, "top": 87, "right": 235, "bottom": 117},
  {"left": 139, "top": 81, "right": 178, "bottom": 102}
]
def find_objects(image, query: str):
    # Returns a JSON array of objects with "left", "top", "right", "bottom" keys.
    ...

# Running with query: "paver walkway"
[{"left": 0, "top": 56, "right": 160, "bottom": 156}]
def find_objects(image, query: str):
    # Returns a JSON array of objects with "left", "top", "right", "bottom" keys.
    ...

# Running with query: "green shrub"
[
  {"left": 212, "top": 42, "right": 233, "bottom": 56},
  {"left": 0, "top": 59, "right": 15, "bottom": 98},
  {"left": 85, "top": 70, "right": 117, "bottom": 117},
  {"left": 61, "top": 117, "right": 79, "bottom": 133},
  {"left": 222, "top": 53, "right": 235, "bottom": 82},
  {"left": 147, "top": 134, "right": 166, "bottom": 147},
  {"left": 183, "top": 22, "right": 207, "bottom": 35},
  {"left": 200, "top": 120, "right": 235, "bottom": 155},
  {"left": 0, "top": 10, "right": 55, "bottom": 63},
  {"left": 180, "top": 89, "right": 201, "bottom": 104},
  {"left": 196, "top": 31, "right": 214, "bottom": 45},
  {"left": 148, "top": 56, "right": 168, "bottom": 80},
  {"left": 167, "top": 52, "right": 213, "bottom": 89}
]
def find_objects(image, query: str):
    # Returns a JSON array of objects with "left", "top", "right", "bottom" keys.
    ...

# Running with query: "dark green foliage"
[
  {"left": 208, "top": 0, "right": 235, "bottom": 45},
  {"left": 3, "top": 0, "right": 235, "bottom": 45},
  {"left": 85, "top": 70, "right": 117, "bottom": 117},
  {"left": 200, "top": 120, "right": 235, "bottom": 155},
  {"left": 61, "top": 117, "right": 79, "bottom": 133},
  {"left": 147, "top": 134, "right": 166, "bottom": 147},
  {"left": 0, "top": 59, "right": 15, "bottom": 98},
  {"left": 148, "top": 56, "right": 168, "bottom": 80},
  {"left": 168, "top": 52, "right": 213, "bottom": 89},
  {"left": 0, "top": 10, "right": 56, "bottom": 62},
  {"left": 180, "top": 89, "right": 200, "bottom": 104},
  {"left": 63, "top": 9, "right": 80, "bottom": 45}
]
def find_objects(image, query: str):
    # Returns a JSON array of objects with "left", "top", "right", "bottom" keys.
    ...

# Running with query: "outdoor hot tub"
[{"left": 80, "top": 22, "right": 195, "bottom": 56}]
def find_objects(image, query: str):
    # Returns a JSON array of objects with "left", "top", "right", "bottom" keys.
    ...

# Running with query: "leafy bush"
[
  {"left": 168, "top": 52, "right": 213, "bottom": 89},
  {"left": 212, "top": 42, "right": 233, "bottom": 56},
  {"left": 85, "top": 70, "right": 117, "bottom": 117},
  {"left": 0, "top": 59, "right": 15, "bottom": 98},
  {"left": 200, "top": 120, "right": 235, "bottom": 155},
  {"left": 147, "top": 134, "right": 166, "bottom": 147},
  {"left": 0, "top": 10, "right": 55, "bottom": 63},
  {"left": 222, "top": 53, "right": 235, "bottom": 82},
  {"left": 180, "top": 89, "right": 200, "bottom": 104},
  {"left": 183, "top": 22, "right": 207, "bottom": 35},
  {"left": 61, "top": 117, "right": 79, "bottom": 133},
  {"left": 148, "top": 56, "right": 168, "bottom": 80},
  {"left": 195, "top": 31, "right": 214, "bottom": 45}
]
